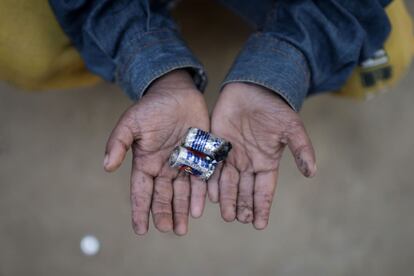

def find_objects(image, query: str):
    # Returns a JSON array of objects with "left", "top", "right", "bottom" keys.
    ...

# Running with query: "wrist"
[
  {"left": 146, "top": 69, "right": 197, "bottom": 93},
  {"left": 222, "top": 82, "right": 291, "bottom": 108},
  {"left": 144, "top": 69, "right": 205, "bottom": 103}
]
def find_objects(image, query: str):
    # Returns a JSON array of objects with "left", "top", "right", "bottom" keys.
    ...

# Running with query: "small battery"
[
  {"left": 183, "top": 127, "right": 232, "bottom": 161},
  {"left": 169, "top": 146, "right": 217, "bottom": 180}
]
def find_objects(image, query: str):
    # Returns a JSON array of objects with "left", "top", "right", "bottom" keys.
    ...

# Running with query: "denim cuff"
[
  {"left": 115, "top": 30, "right": 207, "bottom": 101},
  {"left": 223, "top": 33, "right": 310, "bottom": 111}
]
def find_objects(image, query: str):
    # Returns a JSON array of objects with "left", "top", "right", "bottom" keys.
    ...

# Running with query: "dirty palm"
[
  {"left": 48, "top": 0, "right": 393, "bottom": 235},
  {"left": 104, "top": 72, "right": 316, "bottom": 235}
]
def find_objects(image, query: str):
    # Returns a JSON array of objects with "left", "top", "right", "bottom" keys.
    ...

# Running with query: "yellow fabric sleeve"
[
  {"left": 0, "top": 0, "right": 100, "bottom": 91},
  {"left": 335, "top": 0, "right": 414, "bottom": 99}
]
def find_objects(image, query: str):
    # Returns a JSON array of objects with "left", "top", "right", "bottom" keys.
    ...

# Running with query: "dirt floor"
[{"left": 1, "top": 1, "right": 413, "bottom": 276}]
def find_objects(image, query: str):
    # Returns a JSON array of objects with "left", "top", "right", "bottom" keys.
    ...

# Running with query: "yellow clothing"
[
  {"left": 0, "top": 0, "right": 99, "bottom": 90},
  {"left": 336, "top": 0, "right": 414, "bottom": 99}
]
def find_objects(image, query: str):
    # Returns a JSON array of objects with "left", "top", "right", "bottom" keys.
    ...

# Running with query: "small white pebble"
[{"left": 80, "top": 235, "right": 100, "bottom": 256}]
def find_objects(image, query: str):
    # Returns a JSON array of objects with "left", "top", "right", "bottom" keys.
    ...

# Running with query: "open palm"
[
  {"left": 209, "top": 82, "right": 316, "bottom": 229},
  {"left": 104, "top": 70, "right": 209, "bottom": 235}
]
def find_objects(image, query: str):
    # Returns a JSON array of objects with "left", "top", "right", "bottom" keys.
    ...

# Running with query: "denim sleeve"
[
  {"left": 48, "top": 0, "right": 206, "bottom": 100},
  {"left": 223, "top": 0, "right": 391, "bottom": 111}
]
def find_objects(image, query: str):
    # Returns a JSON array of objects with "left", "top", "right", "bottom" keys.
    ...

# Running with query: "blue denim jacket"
[{"left": 49, "top": 0, "right": 391, "bottom": 111}]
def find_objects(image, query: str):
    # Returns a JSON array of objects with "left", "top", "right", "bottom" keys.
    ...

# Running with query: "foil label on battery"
[
  {"left": 183, "top": 128, "right": 232, "bottom": 161},
  {"left": 169, "top": 128, "right": 232, "bottom": 180},
  {"left": 169, "top": 146, "right": 216, "bottom": 180}
]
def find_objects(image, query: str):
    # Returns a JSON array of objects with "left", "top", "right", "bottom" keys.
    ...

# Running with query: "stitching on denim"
[
  {"left": 142, "top": 62, "right": 204, "bottom": 92},
  {"left": 117, "top": 37, "right": 178, "bottom": 81},
  {"left": 130, "top": 38, "right": 178, "bottom": 52},
  {"left": 257, "top": 33, "right": 309, "bottom": 63},
  {"left": 248, "top": 33, "right": 311, "bottom": 80},
  {"left": 83, "top": 25, "right": 180, "bottom": 81},
  {"left": 270, "top": 48, "right": 309, "bottom": 80},
  {"left": 245, "top": 43, "right": 309, "bottom": 81},
  {"left": 236, "top": 47, "right": 310, "bottom": 89},
  {"left": 246, "top": 44, "right": 309, "bottom": 81},
  {"left": 123, "top": 28, "right": 181, "bottom": 45},
  {"left": 84, "top": 27, "right": 117, "bottom": 69}
]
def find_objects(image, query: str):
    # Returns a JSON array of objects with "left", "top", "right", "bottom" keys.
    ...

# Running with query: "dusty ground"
[{"left": 1, "top": 1, "right": 413, "bottom": 276}]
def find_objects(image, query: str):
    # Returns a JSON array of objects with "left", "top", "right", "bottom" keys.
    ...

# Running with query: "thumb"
[
  {"left": 104, "top": 118, "right": 135, "bottom": 172},
  {"left": 287, "top": 122, "right": 317, "bottom": 178}
]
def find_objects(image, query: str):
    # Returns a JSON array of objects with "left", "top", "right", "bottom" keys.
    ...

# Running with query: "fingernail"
[
  {"left": 221, "top": 209, "right": 236, "bottom": 222},
  {"left": 174, "top": 224, "right": 188, "bottom": 236},
  {"left": 208, "top": 193, "right": 219, "bottom": 203},
  {"left": 298, "top": 155, "right": 316, "bottom": 178},
  {"left": 156, "top": 220, "right": 173, "bottom": 233},
  {"left": 191, "top": 205, "right": 203, "bottom": 218},
  {"left": 103, "top": 154, "right": 109, "bottom": 168},
  {"left": 309, "top": 163, "right": 317, "bottom": 177},
  {"left": 304, "top": 159, "right": 317, "bottom": 178},
  {"left": 135, "top": 226, "right": 148, "bottom": 236},
  {"left": 132, "top": 221, "right": 147, "bottom": 236},
  {"left": 253, "top": 220, "right": 268, "bottom": 230}
]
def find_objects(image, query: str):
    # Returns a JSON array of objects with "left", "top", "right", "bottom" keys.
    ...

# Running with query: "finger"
[
  {"left": 172, "top": 173, "right": 190, "bottom": 236},
  {"left": 237, "top": 172, "right": 254, "bottom": 223},
  {"left": 152, "top": 176, "right": 173, "bottom": 233},
  {"left": 207, "top": 162, "right": 223, "bottom": 203},
  {"left": 190, "top": 175, "right": 207, "bottom": 218},
  {"left": 130, "top": 170, "right": 153, "bottom": 235},
  {"left": 287, "top": 123, "right": 317, "bottom": 178},
  {"left": 253, "top": 170, "right": 278, "bottom": 230},
  {"left": 219, "top": 163, "right": 239, "bottom": 222},
  {"left": 104, "top": 121, "right": 134, "bottom": 172}
]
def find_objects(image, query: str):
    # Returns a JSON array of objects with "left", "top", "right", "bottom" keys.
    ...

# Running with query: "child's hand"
[
  {"left": 104, "top": 70, "right": 209, "bottom": 235},
  {"left": 209, "top": 82, "right": 316, "bottom": 229}
]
